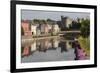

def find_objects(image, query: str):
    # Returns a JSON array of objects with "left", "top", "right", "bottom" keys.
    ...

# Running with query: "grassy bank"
[{"left": 78, "top": 36, "right": 90, "bottom": 56}]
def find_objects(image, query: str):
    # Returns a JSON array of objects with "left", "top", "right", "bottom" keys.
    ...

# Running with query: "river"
[{"left": 21, "top": 36, "right": 89, "bottom": 63}]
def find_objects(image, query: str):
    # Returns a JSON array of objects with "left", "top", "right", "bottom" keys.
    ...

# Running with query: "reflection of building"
[
  {"left": 39, "top": 40, "right": 47, "bottom": 52},
  {"left": 31, "top": 42, "right": 36, "bottom": 52},
  {"left": 52, "top": 39, "right": 59, "bottom": 48},
  {"left": 48, "top": 41, "right": 52, "bottom": 48},
  {"left": 22, "top": 46, "right": 30, "bottom": 56},
  {"left": 21, "top": 20, "right": 32, "bottom": 36}
]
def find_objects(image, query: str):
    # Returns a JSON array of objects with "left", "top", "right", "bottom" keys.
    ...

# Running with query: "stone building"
[{"left": 61, "top": 16, "right": 72, "bottom": 28}]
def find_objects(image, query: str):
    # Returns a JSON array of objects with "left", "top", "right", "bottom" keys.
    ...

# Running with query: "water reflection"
[{"left": 21, "top": 37, "right": 88, "bottom": 63}]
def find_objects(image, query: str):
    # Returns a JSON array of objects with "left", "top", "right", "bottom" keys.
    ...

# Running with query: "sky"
[{"left": 21, "top": 10, "right": 90, "bottom": 21}]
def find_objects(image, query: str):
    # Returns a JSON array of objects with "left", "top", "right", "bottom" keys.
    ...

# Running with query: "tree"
[
  {"left": 47, "top": 19, "right": 55, "bottom": 25},
  {"left": 40, "top": 20, "right": 46, "bottom": 24},
  {"left": 33, "top": 19, "right": 40, "bottom": 24},
  {"left": 69, "top": 21, "right": 81, "bottom": 30},
  {"left": 21, "top": 27, "right": 24, "bottom": 35},
  {"left": 47, "top": 19, "right": 52, "bottom": 22},
  {"left": 80, "top": 19, "right": 90, "bottom": 38}
]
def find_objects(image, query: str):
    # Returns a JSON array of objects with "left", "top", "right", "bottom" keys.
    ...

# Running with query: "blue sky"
[{"left": 21, "top": 10, "right": 90, "bottom": 21}]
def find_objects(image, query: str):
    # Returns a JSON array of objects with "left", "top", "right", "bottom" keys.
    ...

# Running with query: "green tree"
[
  {"left": 47, "top": 19, "right": 52, "bottom": 22},
  {"left": 40, "top": 20, "right": 46, "bottom": 24},
  {"left": 69, "top": 21, "right": 81, "bottom": 30},
  {"left": 80, "top": 19, "right": 90, "bottom": 38},
  {"left": 33, "top": 19, "right": 40, "bottom": 24}
]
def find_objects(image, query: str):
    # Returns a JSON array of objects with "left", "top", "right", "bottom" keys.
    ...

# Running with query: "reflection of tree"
[{"left": 59, "top": 41, "right": 68, "bottom": 53}]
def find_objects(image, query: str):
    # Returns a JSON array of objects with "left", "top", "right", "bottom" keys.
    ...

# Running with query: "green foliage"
[
  {"left": 80, "top": 19, "right": 90, "bottom": 38},
  {"left": 32, "top": 19, "right": 47, "bottom": 24},
  {"left": 47, "top": 19, "right": 52, "bottom": 22},
  {"left": 78, "top": 36, "right": 90, "bottom": 56},
  {"left": 33, "top": 19, "right": 40, "bottom": 24},
  {"left": 68, "top": 21, "right": 81, "bottom": 30},
  {"left": 47, "top": 18, "right": 56, "bottom": 25},
  {"left": 40, "top": 20, "right": 46, "bottom": 24}
]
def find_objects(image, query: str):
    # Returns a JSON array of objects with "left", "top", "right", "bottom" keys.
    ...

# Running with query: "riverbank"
[
  {"left": 21, "top": 35, "right": 60, "bottom": 43},
  {"left": 78, "top": 36, "right": 90, "bottom": 56}
]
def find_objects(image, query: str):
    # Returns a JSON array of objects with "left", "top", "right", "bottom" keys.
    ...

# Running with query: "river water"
[{"left": 21, "top": 36, "right": 89, "bottom": 63}]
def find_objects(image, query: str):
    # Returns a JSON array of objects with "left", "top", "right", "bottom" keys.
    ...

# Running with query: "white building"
[
  {"left": 53, "top": 24, "right": 60, "bottom": 34},
  {"left": 31, "top": 25, "right": 37, "bottom": 36}
]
